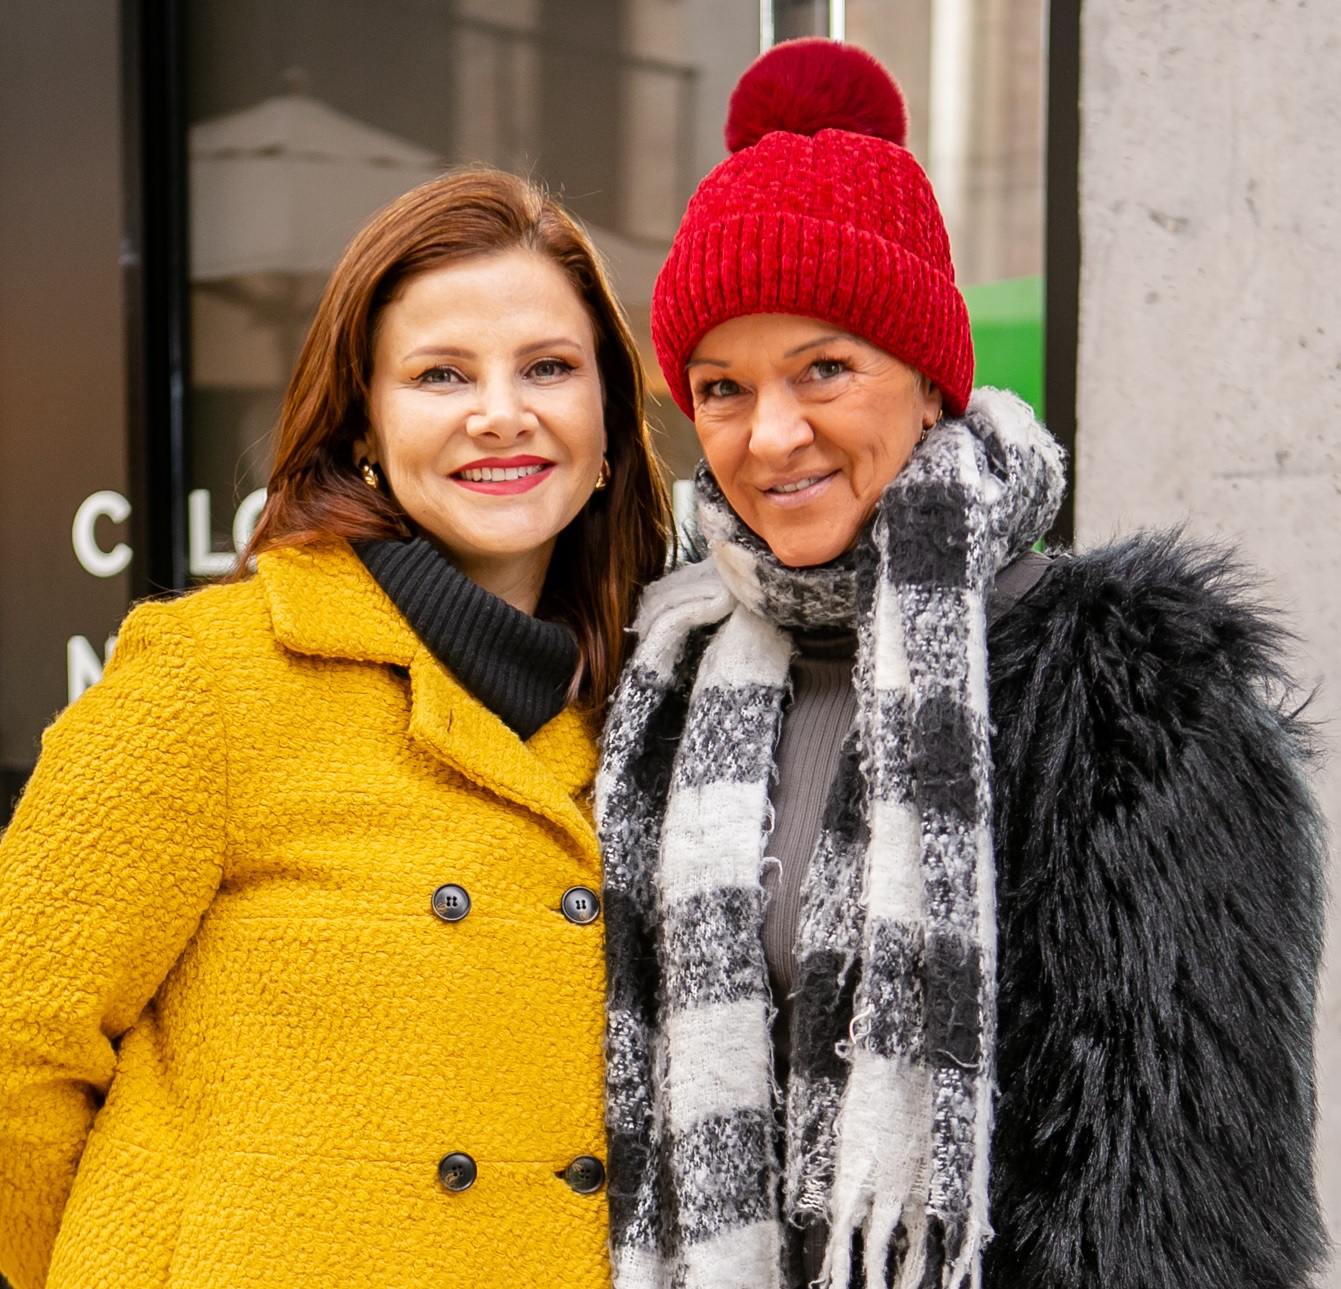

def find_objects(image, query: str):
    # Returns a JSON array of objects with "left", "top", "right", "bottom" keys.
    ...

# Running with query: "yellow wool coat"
[{"left": 0, "top": 540, "right": 609, "bottom": 1289}]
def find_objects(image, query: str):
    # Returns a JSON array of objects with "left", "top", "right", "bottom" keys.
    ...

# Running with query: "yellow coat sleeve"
[{"left": 0, "top": 603, "right": 227, "bottom": 1289}]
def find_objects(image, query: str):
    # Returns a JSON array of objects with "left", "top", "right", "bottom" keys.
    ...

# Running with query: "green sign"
[{"left": 963, "top": 275, "right": 1043, "bottom": 418}]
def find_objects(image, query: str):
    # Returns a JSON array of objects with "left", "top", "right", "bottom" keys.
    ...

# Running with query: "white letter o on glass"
[{"left": 72, "top": 490, "right": 132, "bottom": 578}]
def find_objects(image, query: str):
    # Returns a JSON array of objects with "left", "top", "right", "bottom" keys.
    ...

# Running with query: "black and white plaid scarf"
[{"left": 598, "top": 389, "right": 1065, "bottom": 1289}]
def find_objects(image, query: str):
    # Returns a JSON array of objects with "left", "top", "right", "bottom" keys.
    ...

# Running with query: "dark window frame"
[
  {"left": 1045, "top": 0, "right": 1081, "bottom": 545},
  {"left": 122, "top": 0, "right": 192, "bottom": 597}
]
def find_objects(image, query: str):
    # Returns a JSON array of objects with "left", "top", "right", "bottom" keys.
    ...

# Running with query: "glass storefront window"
[{"left": 182, "top": 0, "right": 1045, "bottom": 576}]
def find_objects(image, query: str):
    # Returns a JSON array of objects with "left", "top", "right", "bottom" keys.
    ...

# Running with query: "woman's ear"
[
  {"left": 351, "top": 430, "right": 378, "bottom": 467},
  {"left": 921, "top": 377, "right": 945, "bottom": 426}
]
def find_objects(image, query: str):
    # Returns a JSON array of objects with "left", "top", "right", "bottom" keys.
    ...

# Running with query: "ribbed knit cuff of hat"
[
  {"left": 653, "top": 204, "right": 973, "bottom": 419},
  {"left": 354, "top": 537, "right": 579, "bottom": 740}
]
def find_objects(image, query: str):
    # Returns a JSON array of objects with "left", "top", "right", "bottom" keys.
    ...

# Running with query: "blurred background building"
[{"left": 0, "top": 1, "right": 1336, "bottom": 1284}]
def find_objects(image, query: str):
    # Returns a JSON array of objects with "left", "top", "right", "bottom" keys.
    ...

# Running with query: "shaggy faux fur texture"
[
  {"left": 598, "top": 390, "right": 1066, "bottom": 1289},
  {"left": 982, "top": 532, "right": 1327, "bottom": 1288}
]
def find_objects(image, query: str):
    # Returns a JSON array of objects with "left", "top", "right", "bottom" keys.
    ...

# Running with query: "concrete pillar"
[{"left": 1075, "top": 2, "right": 1341, "bottom": 1282}]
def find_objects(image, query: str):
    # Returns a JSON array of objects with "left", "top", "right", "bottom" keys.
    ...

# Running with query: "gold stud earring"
[
  {"left": 593, "top": 457, "right": 611, "bottom": 491},
  {"left": 359, "top": 459, "right": 382, "bottom": 490}
]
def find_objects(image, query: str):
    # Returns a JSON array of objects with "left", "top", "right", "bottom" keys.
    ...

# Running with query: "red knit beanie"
[{"left": 651, "top": 38, "right": 973, "bottom": 417}]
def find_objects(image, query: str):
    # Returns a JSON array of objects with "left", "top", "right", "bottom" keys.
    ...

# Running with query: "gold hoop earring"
[
  {"left": 917, "top": 409, "right": 944, "bottom": 447},
  {"left": 593, "top": 457, "right": 611, "bottom": 492},
  {"left": 359, "top": 459, "right": 382, "bottom": 491}
]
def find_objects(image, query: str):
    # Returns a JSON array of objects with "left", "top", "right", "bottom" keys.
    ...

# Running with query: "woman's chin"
[
  {"left": 735, "top": 488, "right": 870, "bottom": 569},
  {"left": 756, "top": 523, "right": 858, "bottom": 569}
]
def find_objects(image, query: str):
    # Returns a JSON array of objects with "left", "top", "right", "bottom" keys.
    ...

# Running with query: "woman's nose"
[
  {"left": 747, "top": 387, "right": 813, "bottom": 462},
  {"left": 466, "top": 378, "right": 530, "bottom": 440}
]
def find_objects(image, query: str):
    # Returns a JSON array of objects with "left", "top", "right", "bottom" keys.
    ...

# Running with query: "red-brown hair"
[{"left": 241, "top": 168, "right": 673, "bottom": 711}]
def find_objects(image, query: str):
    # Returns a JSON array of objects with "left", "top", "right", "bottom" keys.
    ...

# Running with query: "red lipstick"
[{"left": 451, "top": 455, "right": 555, "bottom": 496}]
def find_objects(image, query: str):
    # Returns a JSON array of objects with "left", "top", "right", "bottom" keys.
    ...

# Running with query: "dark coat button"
[
  {"left": 438, "top": 1152, "right": 477, "bottom": 1191},
  {"left": 563, "top": 1155, "right": 605, "bottom": 1194},
  {"left": 560, "top": 886, "right": 600, "bottom": 925},
  {"left": 431, "top": 884, "right": 471, "bottom": 922}
]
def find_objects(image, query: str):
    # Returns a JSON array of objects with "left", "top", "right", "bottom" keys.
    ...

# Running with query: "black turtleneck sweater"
[{"left": 354, "top": 537, "right": 579, "bottom": 740}]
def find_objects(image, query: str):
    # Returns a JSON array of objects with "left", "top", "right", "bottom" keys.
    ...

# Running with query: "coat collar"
[
  {"left": 258, "top": 538, "right": 419, "bottom": 665},
  {"left": 257, "top": 540, "right": 599, "bottom": 869}
]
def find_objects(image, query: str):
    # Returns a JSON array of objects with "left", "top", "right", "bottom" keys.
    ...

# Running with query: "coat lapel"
[
  {"left": 407, "top": 651, "right": 599, "bottom": 869},
  {"left": 258, "top": 541, "right": 599, "bottom": 868}
]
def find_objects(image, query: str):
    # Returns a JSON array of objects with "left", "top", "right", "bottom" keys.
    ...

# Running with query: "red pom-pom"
[{"left": 725, "top": 38, "right": 908, "bottom": 153}]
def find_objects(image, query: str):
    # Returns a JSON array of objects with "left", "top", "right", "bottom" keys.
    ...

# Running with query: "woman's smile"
[
  {"left": 758, "top": 471, "right": 837, "bottom": 505},
  {"left": 451, "top": 455, "right": 556, "bottom": 493}
]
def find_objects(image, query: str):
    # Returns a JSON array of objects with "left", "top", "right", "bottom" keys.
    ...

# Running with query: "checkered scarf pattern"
[{"left": 598, "top": 389, "right": 1065, "bottom": 1289}]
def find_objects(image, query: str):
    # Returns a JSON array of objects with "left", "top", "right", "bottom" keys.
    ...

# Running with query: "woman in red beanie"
[{"left": 597, "top": 38, "right": 1325, "bottom": 1289}]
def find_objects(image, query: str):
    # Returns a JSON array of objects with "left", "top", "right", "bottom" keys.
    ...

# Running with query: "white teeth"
[
  {"left": 458, "top": 463, "right": 547, "bottom": 482},
  {"left": 770, "top": 477, "right": 820, "bottom": 494}
]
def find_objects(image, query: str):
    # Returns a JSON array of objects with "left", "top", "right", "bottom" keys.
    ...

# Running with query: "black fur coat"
[{"left": 982, "top": 533, "right": 1326, "bottom": 1287}]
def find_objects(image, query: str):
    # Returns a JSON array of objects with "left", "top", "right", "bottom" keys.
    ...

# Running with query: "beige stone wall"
[{"left": 1075, "top": 2, "right": 1341, "bottom": 1281}]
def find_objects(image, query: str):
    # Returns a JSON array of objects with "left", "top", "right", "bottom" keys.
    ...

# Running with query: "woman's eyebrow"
[
  {"left": 515, "top": 336, "right": 586, "bottom": 357},
  {"left": 783, "top": 332, "right": 849, "bottom": 358},
  {"left": 404, "top": 336, "right": 586, "bottom": 363},
  {"left": 403, "top": 344, "right": 472, "bottom": 361},
  {"left": 687, "top": 330, "right": 854, "bottom": 369}
]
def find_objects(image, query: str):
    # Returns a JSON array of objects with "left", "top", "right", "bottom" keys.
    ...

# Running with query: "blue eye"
[
  {"left": 696, "top": 378, "right": 742, "bottom": 402},
  {"left": 809, "top": 358, "right": 848, "bottom": 379}
]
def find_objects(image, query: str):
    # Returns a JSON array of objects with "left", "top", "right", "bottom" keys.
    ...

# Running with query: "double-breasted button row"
[
  {"left": 436, "top": 1152, "right": 605, "bottom": 1194},
  {"left": 429, "top": 884, "right": 600, "bottom": 925}
]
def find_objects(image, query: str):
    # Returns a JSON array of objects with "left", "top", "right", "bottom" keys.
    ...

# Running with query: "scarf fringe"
[{"left": 820, "top": 1051, "right": 931, "bottom": 1289}]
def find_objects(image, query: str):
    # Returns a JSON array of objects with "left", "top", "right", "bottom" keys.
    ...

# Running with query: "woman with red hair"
[{"left": 0, "top": 168, "right": 670, "bottom": 1289}]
